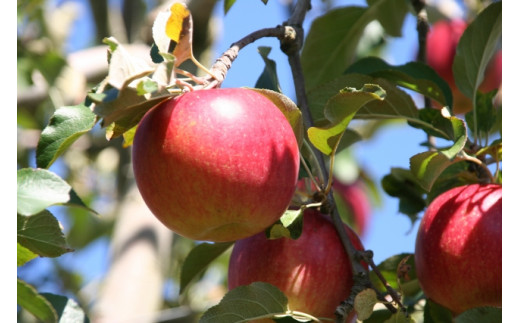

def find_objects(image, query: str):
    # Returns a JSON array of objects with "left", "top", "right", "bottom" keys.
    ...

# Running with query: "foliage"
[{"left": 17, "top": 0, "right": 502, "bottom": 322}]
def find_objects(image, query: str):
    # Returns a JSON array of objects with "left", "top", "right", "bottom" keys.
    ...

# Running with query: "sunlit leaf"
[
  {"left": 17, "top": 242, "right": 37, "bottom": 266},
  {"left": 17, "top": 279, "right": 58, "bottom": 323},
  {"left": 265, "top": 208, "right": 304, "bottom": 240},
  {"left": 36, "top": 104, "right": 97, "bottom": 169},
  {"left": 200, "top": 282, "right": 289, "bottom": 323},
  {"left": 18, "top": 211, "right": 73, "bottom": 258},
  {"left": 180, "top": 242, "right": 234, "bottom": 294},
  {"left": 224, "top": 0, "right": 237, "bottom": 14},
  {"left": 17, "top": 168, "right": 93, "bottom": 216},
  {"left": 308, "top": 84, "right": 385, "bottom": 155}
]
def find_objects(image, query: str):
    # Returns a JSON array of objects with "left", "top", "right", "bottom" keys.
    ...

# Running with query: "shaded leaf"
[
  {"left": 249, "top": 88, "right": 303, "bottom": 148},
  {"left": 465, "top": 89, "right": 500, "bottom": 137},
  {"left": 424, "top": 300, "right": 453, "bottom": 323},
  {"left": 301, "top": 6, "right": 368, "bottom": 90},
  {"left": 200, "top": 282, "right": 289, "bottom": 323},
  {"left": 17, "top": 279, "right": 58, "bottom": 323},
  {"left": 301, "top": 0, "right": 402, "bottom": 89},
  {"left": 410, "top": 151, "right": 461, "bottom": 192},
  {"left": 454, "top": 307, "right": 501, "bottom": 323},
  {"left": 18, "top": 242, "right": 37, "bottom": 266},
  {"left": 36, "top": 104, "right": 97, "bottom": 169},
  {"left": 383, "top": 311, "right": 415, "bottom": 323},
  {"left": 41, "top": 293, "right": 90, "bottom": 323},
  {"left": 345, "top": 56, "right": 452, "bottom": 108},
  {"left": 255, "top": 46, "right": 281, "bottom": 93},
  {"left": 265, "top": 208, "right": 304, "bottom": 240},
  {"left": 367, "top": 0, "right": 409, "bottom": 37},
  {"left": 354, "top": 289, "right": 378, "bottom": 321},
  {"left": 103, "top": 37, "right": 155, "bottom": 89},
  {"left": 180, "top": 242, "right": 234, "bottom": 294},
  {"left": 18, "top": 211, "right": 73, "bottom": 258},
  {"left": 369, "top": 253, "right": 420, "bottom": 299},
  {"left": 427, "top": 162, "right": 481, "bottom": 204},
  {"left": 453, "top": 1, "right": 501, "bottom": 104},
  {"left": 308, "top": 84, "right": 385, "bottom": 155},
  {"left": 17, "top": 168, "right": 93, "bottom": 216},
  {"left": 381, "top": 168, "right": 426, "bottom": 221},
  {"left": 224, "top": 0, "right": 237, "bottom": 14}
]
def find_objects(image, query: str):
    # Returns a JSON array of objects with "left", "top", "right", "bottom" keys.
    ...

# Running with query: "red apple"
[
  {"left": 132, "top": 88, "right": 300, "bottom": 242},
  {"left": 414, "top": 183, "right": 502, "bottom": 315},
  {"left": 228, "top": 208, "right": 366, "bottom": 321},
  {"left": 333, "top": 180, "right": 372, "bottom": 238},
  {"left": 426, "top": 19, "right": 502, "bottom": 114}
]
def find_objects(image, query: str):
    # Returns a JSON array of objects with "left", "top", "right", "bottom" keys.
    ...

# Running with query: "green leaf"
[
  {"left": 453, "top": 1, "right": 502, "bottom": 104},
  {"left": 465, "top": 89, "right": 500, "bottom": 137},
  {"left": 301, "top": 6, "right": 368, "bottom": 90},
  {"left": 18, "top": 211, "right": 73, "bottom": 258},
  {"left": 255, "top": 46, "right": 281, "bottom": 93},
  {"left": 408, "top": 107, "right": 463, "bottom": 140},
  {"left": 265, "top": 208, "right": 304, "bottom": 240},
  {"left": 308, "top": 84, "right": 385, "bottom": 155},
  {"left": 369, "top": 253, "right": 420, "bottom": 299},
  {"left": 249, "top": 88, "right": 303, "bottom": 148},
  {"left": 367, "top": 0, "right": 409, "bottom": 37},
  {"left": 36, "top": 104, "right": 97, "bottom": 169},
  {"left": 180, "top": 242, "right": 234, "bottom": 294},
  {"left": 427, "top": 162, "right": 481, "bottom": 204},
  {"left": 17, "top": 242, "right": 37, "bottom": 266},
  {"left": 17, "top": 168, "right": 95, "bottom": 216},
  {"left": 454, "top": 307, "right": 501, "bottom": 323},
  {"left": 424, "top": 300, "right": 453, "bottom": 323},
  {"left": 345, "top": 56, "right": 452, "bottom": 108},
  {"left": 301, "top": 0, "right": 401, "bottom": 90},
  {"left": 307, "top": 74, "right": 419, "bottom": 126},
  {"left": 381, "top": 168, "right": 426, "bottom": 222},
  {"left": 410, "top": 151, "right": 461, "bottom": 192},
  {"left": 224, "top": 0, "right": 237, "bottom": 14},
  {"left": 354, "top": 289, "right": 379, "bottom": 321},
  {"left": 136, "top": 78, "right": 159, "bottom": 96},
  {"left": 200, "top": 282, "right": 289, "bottom": 323},
  {"left": 17, "top": 279, "right": 58, "bottom": 323},
  {"left": 41, "top": 293, "right": 90, "bottom": 323}
]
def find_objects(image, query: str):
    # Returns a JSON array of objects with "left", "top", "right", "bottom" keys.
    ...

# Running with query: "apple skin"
[
  {"left": 426, "top": 19, "right": 502, "bottom": 114},
  {"left": 333, "top": 180, "right": 372, "bottom": 238},
  {"left": 414, "top": 184, "right": 502, "bottom": 315},
  {"left": 228, "top": 209, "right": 366, "bottom": 321},
  {"left": 132, "top": 88, "right": 300, "bottom": 242}
]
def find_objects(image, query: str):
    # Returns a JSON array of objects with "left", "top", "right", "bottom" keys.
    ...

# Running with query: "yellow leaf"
[{"left": 165, "top": 3, "right": 191, "bottom": 43}]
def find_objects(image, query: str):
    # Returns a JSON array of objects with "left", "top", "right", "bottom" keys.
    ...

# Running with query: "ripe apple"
[
  {"left": 228, "top": 208, "right": 366, "bottom": 321},
  {"left": 132, "top": 88, "right": 300, "bottom": 242},
  {"left": 333, "top": 180, "right": 372, "bottom": 238},
  {"left": 426, "top": 19, "right": 502, "bottom": 114},
  {"left": 414, "top": 183, "right": 502, "bottom": 315}
]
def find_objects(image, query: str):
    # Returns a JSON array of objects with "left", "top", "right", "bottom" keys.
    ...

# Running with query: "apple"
[
  {"left": 414, "top": 183, "right": 502, "bottom": 315},
  {"left": 132, "top": 88, "right": 300, "bottom": 242},
  {"left": 426, "top": 19, "right": 502, "bottom": 114},
  {"left": 228, "top": 208, "right": 366, "bottom": 321},
  {"left": 333, "top": 180, "right": 372, "bottom": 238}
]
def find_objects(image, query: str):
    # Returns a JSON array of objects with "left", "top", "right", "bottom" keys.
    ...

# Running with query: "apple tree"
[{"left": 17, "top": 0, "right": 502, "bottom": 322}]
